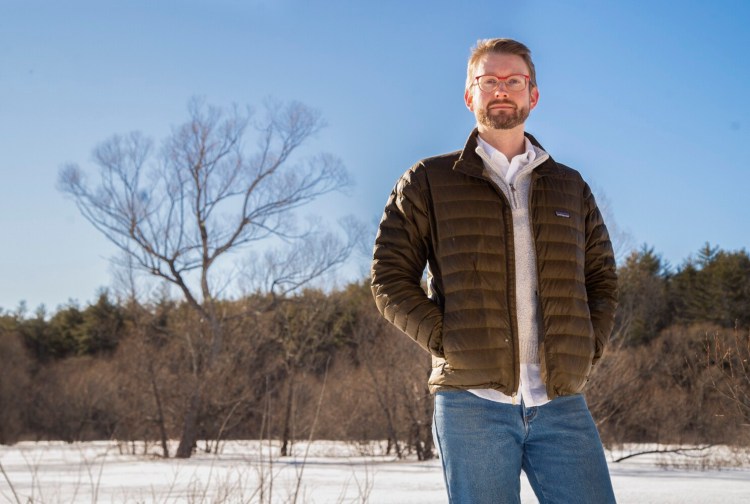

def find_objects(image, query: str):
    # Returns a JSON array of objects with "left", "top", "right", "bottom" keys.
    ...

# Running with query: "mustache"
[{"left": 487, "top": 100, "right": 517, "bottom": 109}]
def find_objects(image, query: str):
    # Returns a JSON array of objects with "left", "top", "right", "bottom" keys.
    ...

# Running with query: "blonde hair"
[{"left": 466, "top": 38, "right": 537, "bottom": 91}]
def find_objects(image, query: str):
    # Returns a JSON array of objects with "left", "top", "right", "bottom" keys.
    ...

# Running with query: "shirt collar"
[
  {"left": 476, "top": 136, "right": 536, "bottom": 167},
  {"left": 475, "top": 135, "right": 537, "bottom": 182}
]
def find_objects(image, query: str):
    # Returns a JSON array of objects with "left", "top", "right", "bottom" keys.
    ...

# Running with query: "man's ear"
[
  {"left": 464, "top": 87, "right": 474, "bottom": 111},
  {"left": 529, "top": 86, "right": 540, "bottom": 111}
]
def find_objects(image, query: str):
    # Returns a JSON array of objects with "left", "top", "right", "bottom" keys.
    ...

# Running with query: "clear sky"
[{"left": 2, "top": 0, "right": 749, "bottom": 313}]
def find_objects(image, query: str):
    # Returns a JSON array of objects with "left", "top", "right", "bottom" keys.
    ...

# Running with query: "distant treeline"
[{"left": 1, "top": 243, "right": 748, "bottom": 456}]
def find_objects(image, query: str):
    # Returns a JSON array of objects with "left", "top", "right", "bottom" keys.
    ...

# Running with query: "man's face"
[{"left": 464, "top": 53, "right": 539, "bottom": 131}]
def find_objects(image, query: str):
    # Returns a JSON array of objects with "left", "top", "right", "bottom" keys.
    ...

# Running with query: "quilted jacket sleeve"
[
  {"left": 582, "top": 183, "right": 618, "bottom": 365},
  {"left": 371, "top": 166, "right": 444, "bottom": 356}
]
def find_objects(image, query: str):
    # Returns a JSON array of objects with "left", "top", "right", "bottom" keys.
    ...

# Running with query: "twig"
[
  {"left": 0, "top": 461, "right": 23, "bottom": 504},
  {"left": 613, "top": 444, "right": 714, "bottom": 463},
  {"left": 291, "top": 358, "right": 331, "bottom": 504}
]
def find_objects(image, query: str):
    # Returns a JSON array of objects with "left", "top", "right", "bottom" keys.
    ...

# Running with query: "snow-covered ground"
[{"left": 1, "top": 441, "right": 748, "bottom": 503}]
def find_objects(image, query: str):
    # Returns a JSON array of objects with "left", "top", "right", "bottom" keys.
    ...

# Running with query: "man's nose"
[{"left": 493, "top": 83, "right": 510, "bottom": 95}]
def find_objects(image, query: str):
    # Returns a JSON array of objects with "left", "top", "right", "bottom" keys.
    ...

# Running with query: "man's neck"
[{"left": 477, "top": 126, "right": 527, "bottom": 160}]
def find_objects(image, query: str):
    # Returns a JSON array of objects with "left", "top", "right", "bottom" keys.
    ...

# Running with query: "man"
[{"left": 371, "top": 38, "right": 618, "bottom": 503}]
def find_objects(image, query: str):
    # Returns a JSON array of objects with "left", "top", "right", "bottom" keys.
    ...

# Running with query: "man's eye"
[
  {"left": 507, "top": 77, "right": 522, "bottom": 86},
  {"left": 483, "top": 78, "right": 499, "bottom": 86}
]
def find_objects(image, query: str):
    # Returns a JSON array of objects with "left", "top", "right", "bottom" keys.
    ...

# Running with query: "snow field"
[{"left": 0, "top": 441, "right": 748, "bottom": 503}]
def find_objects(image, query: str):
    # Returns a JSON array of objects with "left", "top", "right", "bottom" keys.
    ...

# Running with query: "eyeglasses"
[{"left": 473, "top": 74, "right": 530, "bottom": 93}]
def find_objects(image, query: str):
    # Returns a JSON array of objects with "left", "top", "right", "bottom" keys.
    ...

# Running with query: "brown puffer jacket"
[{"left": 371, "top": 130, "right": 617, "bottom": 398}]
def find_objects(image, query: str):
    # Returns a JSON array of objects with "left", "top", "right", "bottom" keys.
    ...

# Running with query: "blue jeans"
[{"left": 432, "top": 391, "right": 616, "bottom": 504}]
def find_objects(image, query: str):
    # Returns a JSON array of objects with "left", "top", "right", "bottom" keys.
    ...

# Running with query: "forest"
[{"left": 1, "top": 243, "right": 748, "bottom": 461}]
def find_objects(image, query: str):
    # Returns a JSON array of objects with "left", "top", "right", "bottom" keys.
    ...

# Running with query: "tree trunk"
[
  {"left": 147, "top": 358, "right": 170, "bottom": 458},
  {"left": 280, "top": 371, "right": 296, "bottom": 457},
  {"left": 175, "top": 309, "right": 221, "bottom": 459},
  {"left": 382, "top": 404, "right": 402, "bottom": 458},
  {"left": 175, "top": 388, "right": 202, "bottom": 458}
]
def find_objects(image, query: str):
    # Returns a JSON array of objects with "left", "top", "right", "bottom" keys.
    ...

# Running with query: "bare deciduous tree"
[
  {"left": 59, "top": 98, "right": 356, "bottom": 458},
  {"left": 0, "top": 325, "right": 31, "bottom": 444},
  {"left": 347, "top": 285, "right": 434, "bottom": 459},
  {"left": 706, "top": 326, "right": 750, "bottom": 440}
]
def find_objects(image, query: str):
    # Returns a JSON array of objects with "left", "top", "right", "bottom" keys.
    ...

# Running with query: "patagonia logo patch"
[{"left": 555, "top": 210, "right": 570, "bottom": 218}]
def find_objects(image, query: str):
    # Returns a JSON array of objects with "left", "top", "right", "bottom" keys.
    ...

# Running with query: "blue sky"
[{"left": 1, "top": 0, "right": 749, "bottom": 312}]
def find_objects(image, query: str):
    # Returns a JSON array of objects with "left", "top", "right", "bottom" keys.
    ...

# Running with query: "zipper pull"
[
  {"left": 509, "top": 183, "right": 518, "bottom": 209},
  {"left": 512, "top": 393, "right": 517, "bottom": 405}
]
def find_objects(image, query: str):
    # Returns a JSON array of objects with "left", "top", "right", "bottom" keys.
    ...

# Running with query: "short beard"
[{"left": 477, "top": 101, "right": 530, "bottom": 130}]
